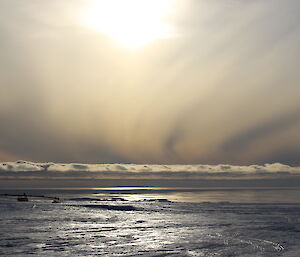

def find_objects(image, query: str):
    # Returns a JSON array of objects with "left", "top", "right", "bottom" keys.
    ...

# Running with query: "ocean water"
[{"left": 0, "top": 187, "right": 299, "bottom": 256}]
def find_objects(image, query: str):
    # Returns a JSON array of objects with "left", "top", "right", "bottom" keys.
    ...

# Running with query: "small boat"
[
  {"left": 17, "top": 194, "right": 29, "bottom": 202},
  {"left": 52, "top": 198, "right": 60, "bottom": 203}
]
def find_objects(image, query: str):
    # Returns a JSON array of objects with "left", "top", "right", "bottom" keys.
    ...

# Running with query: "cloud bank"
[{"left": 1, "top": 161, "right": 299, "bottom": 180}]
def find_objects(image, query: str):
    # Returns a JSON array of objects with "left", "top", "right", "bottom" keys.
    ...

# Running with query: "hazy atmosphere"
[
  {"left": 1, "top": 2, "right": 300, "bottom": 256},
  {"left": 1, "top": 0, "right": 300, "bottom": 165}
]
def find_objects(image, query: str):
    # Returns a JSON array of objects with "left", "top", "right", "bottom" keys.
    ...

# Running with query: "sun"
[{"left": 83, "top": 0, "right": 175, "bottom": 48}]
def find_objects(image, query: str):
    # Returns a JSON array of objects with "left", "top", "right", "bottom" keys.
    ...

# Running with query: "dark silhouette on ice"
[
  {"left": 1, "top": 193, "right": 60, "bottom": 202},
  {"left": 71, "top": 204, "right": 139, "bottom": 211},
  {"left": 17, "top": 193, "right": 28, "bottom": 202}
]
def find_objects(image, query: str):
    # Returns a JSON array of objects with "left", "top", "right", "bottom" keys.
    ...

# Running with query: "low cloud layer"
[{"left": 1, "top": 161, "right": 299, "bottom": 180}]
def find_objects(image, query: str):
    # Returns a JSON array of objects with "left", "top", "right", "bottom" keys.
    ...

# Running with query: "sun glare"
[{"left": 83, "top": 0, "right": 176, "bottom": 48}]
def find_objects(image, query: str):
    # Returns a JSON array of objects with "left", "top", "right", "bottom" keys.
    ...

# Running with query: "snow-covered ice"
[{"left": 0, "top": 188, "right": 299, "bottom": 256}]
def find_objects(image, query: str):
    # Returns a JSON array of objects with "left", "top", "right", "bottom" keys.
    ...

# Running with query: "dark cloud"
[
  {"left": 264, "top": 148, "right": 300, "bottom": 166},
  {"left": 222, "top": 108, "right": 300, "bottom": 157}
]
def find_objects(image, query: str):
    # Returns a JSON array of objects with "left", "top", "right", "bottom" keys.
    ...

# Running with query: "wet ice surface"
[{"left": 0, "top": 190, "right": 300, "bottom": 256}]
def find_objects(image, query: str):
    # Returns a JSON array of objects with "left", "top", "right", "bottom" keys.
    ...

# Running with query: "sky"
[{"left": 0, "top": 0, "right": 300, "bottom": 167}]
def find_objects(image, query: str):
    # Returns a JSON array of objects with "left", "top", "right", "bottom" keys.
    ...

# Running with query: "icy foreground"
[{"left": 0, "top": 191, "right": 299, "bottom": 256}]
